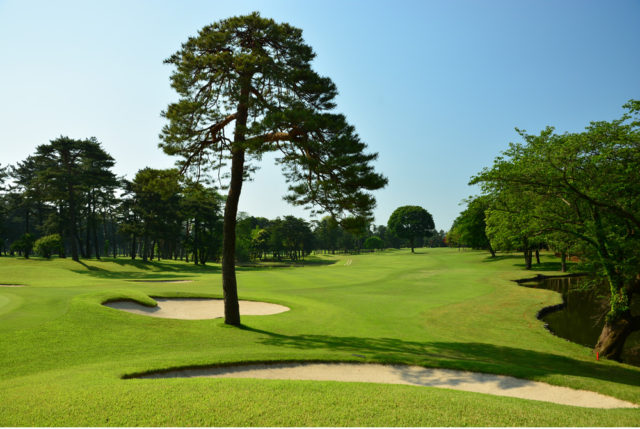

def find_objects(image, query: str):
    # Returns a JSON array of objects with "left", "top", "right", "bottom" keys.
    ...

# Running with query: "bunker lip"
[
  {"left": 103, "top": 297, "right": 289, "bottom": 320},
  {"left": 127, "top": 361, "right": 638, "bottom": 409}
]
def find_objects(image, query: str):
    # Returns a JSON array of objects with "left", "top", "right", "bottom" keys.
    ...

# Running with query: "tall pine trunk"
[
  {"left": 221, "top": 75, "right": 250, "bottom": 326},
  {"left": 221, "top": 147, "right": 244, "bottom": 325}
]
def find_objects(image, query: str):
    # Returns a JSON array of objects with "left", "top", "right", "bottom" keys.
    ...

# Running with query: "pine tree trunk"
[
  {"left": 221, "top": 75, "right": 250, "bottom": 326},
  {"left": 92, "top": 202, "right": 100, "bottom": 260},
  {"left": 130, "top": 234, "right": 136, "bottom": 259},
  {"left": 561, "top": 252, "right": 567, "bottom": 272},
  {"left": 221, "top": 147, "right": 244, "bottom": 325},
  {"left": 535, "top": 248, "right": 540, "bottom": 265},
  {"left": 84, "top": 214, "right": 91, "bottom": 258}
]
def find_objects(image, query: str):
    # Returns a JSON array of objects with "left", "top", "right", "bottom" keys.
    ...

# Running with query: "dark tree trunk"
[
  {"left": 130, "top": 234, "right": 136, "bottom": 259},
  {"left": 92, "top": 206, "right": 100, "bottom": 260},
  {"left": 193, "top": 219, "right": 199, "bottom": 265},
  {"left": 488, "top": 243, "right": 496, "bottom": 258},
  {"left": 410, "top": 237, "right": 415, "bottom": 253},
  {"left": 68, "top": 194, "right": 79, "bottom": 261},
  {"left": 535, "top": 247, "right": 540, "bottom": 265},
  {"left": 220, "top": 75, "right": 250, "bottom": 326},
  {"left": 524, "top": 250, "right": 532, "bottom": 270},
  {"left": 561, "top": 251, "right": 567, "bottom": 272},
  {"left": 84, "top": 213, "right": 91, "bottom": 258},
  {"left": 221, "top": 147, "right": 245, "bottom": 325},
  {"left": 594, "top": 312, "right": 637, "bottom": 361}
]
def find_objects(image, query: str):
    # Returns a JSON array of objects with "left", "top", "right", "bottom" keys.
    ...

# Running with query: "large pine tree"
[{"left": 160, "top": 13, "right": 387, "bottom": 325}]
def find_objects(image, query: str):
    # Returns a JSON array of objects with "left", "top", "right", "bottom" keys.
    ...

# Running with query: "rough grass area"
[{"left": 1, "top": 249, "right": 639, "bottom": 426}]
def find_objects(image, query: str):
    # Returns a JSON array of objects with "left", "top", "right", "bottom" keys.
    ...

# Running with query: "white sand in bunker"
[
  {"left": 129, "top": 280, "right": 193, "bottom": 283},
  {"left": 139, "top": 362, "right": 638, "bottom": 409},
  {"left": 104, "top": 298, "right": 289, "bottom": 320},
  {"left": 0, "top": 284, "right": 24, "bottom": 287}
]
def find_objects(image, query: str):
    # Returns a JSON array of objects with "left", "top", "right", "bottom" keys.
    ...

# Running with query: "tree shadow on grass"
[
  {"left": 238, "top": 325, "right": 640, "bottom": 388},
  {"left": 512, "top": 261, "right": 577, "bottom": 272},
  {"left": 71, "top": 256, "right": 336, "bottom": 280},
  {"left": 71, "top": 259, "right": 218, "bottom": 280},
  {"left": 481, "top": 254, "right": 523, "bottom": 263}
]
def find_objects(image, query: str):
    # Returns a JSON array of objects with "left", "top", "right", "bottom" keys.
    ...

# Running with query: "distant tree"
[
  {"left": 250, "top": 228, "right": 270, "bottom": 260},
  {"left": 181, "top": 181, "right": 223, "bottom": 264},
  {"left": 127, "top": 168, "right": 182, "bottom": 262},
  {"left": 160, "top": 13, "right": 387, "bottom": 325},
  {"left": 11, "top": 233, "right": 35, "bottom": 258},
  {"left": 450, "top": 196, "right": 495, "bottom": 257},
  {"left": 387, "top": 206, "right": 435, "bottom": 253},
  {"left": 314, "top": 216, "right": 341, "bottom": 254},
  {"left": 425, "top": 229, "right": 447, "bottom": 247},
  {"left": 34, "top": 234, "right": 63, "bottom": 259},
  {"left": 34, "top": 137, "right": 116, "bottom": 261},
  {"left": 363, "top": 235, "right": 384, "bottom": 251}
]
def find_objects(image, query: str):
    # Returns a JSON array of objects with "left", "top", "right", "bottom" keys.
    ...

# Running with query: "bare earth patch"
[
  {"left": 137, "top": 362, "right": 638, "bottom": 409},
  {"left": 104, "top": 298, "right": 289, "bottom": 319}
]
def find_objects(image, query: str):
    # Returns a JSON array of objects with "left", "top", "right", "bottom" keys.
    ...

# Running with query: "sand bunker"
[
  {"left": 129, "top": 280, "right": 193, "bottom": 283},
  {"left": 104, "top": 298, "right": 289, "bottom": 320},
  {"left": 137, "top": 362, "right": 638, "bottom": 409},
  {"left": 0, "top": 284, "right": 24, "bottom": 287}
]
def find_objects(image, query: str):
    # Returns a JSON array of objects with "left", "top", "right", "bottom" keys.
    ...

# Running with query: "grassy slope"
[{"left": 0, "top": 249, "right": 639, "bottom": 426}]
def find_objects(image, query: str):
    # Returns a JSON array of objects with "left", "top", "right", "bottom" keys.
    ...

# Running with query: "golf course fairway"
[{"left": 1, "top": 248, "right": 639, "bottom": 426}]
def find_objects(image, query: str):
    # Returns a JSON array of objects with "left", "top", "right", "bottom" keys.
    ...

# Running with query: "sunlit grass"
[{"left": 1, "top": 249, "right": 639, "bottom": 426}]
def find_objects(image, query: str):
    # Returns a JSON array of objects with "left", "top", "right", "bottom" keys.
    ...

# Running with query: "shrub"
[
  {"left": 363, "top": 236, "right": 384, "bottom": 251},
  {"left": 34, "top": 234, "right": 63, "bottom": 259}
]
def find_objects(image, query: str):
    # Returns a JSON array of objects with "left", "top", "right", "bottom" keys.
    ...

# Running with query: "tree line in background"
[
  {"left": 448, "top": 100, "right": 640, "bottom": 362},
  {"left": 0, "top": 138, "right": 444, "bottom": 263}
]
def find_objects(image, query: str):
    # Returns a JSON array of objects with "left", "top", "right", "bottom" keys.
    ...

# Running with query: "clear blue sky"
[{"left": 1, "top": 0, "right": 639, "bottom": 230}]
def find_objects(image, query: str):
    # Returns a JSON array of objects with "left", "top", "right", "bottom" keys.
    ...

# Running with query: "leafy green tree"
[
  {"left": 11, "top": 233, "right": 35, "bottom": 258},
  {"left": 314, "top": 216, "right": 341, "bottom": 254},
  {"left": 34, "top": 234, "right": 63, "bottom": 259},
  {"left": 363, "top": 235, "right": 384, "bottom": 251},
  {"left": 471, "top": 100, "right": 640, "bottom": 361},
  {"left": 160, "top": 13, "right": 387, "bottom": 325},
  {"left": 450, "top": 196, "right": 495, "bottom": 257},
  {"left": 425, "top": 229, "right": 447, "bottom": 247},
  {"left": 250, "top": 227, "right": 270, "bottom": 260},
  {"left": 387, "top": 206, "right": 435, "bottom": 253}
]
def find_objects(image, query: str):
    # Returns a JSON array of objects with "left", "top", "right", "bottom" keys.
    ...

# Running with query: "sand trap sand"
[
  {"left": 0, "top": 284, "right": 24, "bottom": 287},
  {"left": 104, "top": 298, "right": 289, "bottom": 319},
  {"left": 129, "top": 280, "right": 193, "bottom": 283},
  {"left": 137, "top": 362, "right": 638, "bottom": 409}
]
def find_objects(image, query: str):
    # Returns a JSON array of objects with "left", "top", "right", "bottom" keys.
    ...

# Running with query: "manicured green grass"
[{"left": 1, "top": 249, "right": 639, "bottom": 426}]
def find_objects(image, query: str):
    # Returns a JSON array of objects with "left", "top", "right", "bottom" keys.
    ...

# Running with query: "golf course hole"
[
  {"left": 129, "top": 279, "right": 193, "bottom": 283},
  {"left": 103, "top": 298, "right": 289, "bottom": 320},
  {"left": 133, "top": 362, "right": 638, "bottom": 409}
]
